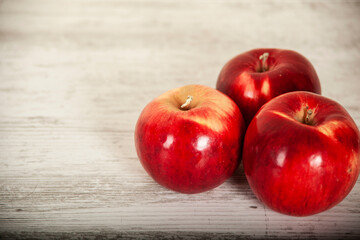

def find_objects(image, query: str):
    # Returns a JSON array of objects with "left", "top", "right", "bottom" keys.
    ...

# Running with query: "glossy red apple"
[
  {"left": 216, "top": 48, "right": 321, "bottom": 126},
  {"left": 243, "top": 91, "right": 360, "bottom": 216},
  {"left": 135, "top": 85, "right": 245, "bottom": 194}
]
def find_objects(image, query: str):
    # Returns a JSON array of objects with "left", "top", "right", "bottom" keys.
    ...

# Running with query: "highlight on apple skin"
[
  {"left": 243, "top": 91, "right": 360, "bottom": 216},
  {"left": 135, "top": 84, "right": 245, "bottom": 194},
  {"left": 216, "top": 48, "right": 321, "bottom": 126}
]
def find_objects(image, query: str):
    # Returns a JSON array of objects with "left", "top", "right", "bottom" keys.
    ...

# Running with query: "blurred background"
[
  {"left": 1, "top": 0, "right": 359, "bottom": 122},
  {"left": 0, "top": 0, "right": 360, "bottom": 239}
]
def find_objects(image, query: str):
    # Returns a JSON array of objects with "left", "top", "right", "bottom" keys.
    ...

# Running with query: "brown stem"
[
  {"left": 181, "top": 96, "right": 193, "bottom": 109},
  {"left": 304, "top": 106, "right": 313, "bottom": 124},
  {"left": 259, "top": 52, "right": 269, "bottom": 72}
]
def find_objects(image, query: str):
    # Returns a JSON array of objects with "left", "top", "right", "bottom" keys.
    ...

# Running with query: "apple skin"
[
  {"left": 243, "top": 91, "right": 360, "bottom": 216},
  {"left": 135, "top": 85, "right": 245, "bottom": 194},
  {"left": 216, "top": 48, "right": 321, "bottom": 126}
]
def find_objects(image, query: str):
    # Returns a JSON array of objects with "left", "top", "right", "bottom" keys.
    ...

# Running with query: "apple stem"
[
  {"left": 259, "top": 52, "right": 269, "bottom": 72},
  {"left": 304, "top": 106, "right": 313, "bottom": 124},
  {"left": 181, "top": 95, "right": 193, "bottom": 109}
]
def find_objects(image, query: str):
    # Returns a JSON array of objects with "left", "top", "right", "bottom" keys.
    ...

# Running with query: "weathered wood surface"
[{"left": 0, "top": 0, "right": 360, "bottom": 239}]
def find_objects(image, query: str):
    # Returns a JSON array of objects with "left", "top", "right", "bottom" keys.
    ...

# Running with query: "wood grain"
[{"left": 1, "top": 0, "right": 360, "bottom": 239}]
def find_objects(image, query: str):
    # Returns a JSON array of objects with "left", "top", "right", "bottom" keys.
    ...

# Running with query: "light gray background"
[{"left": 0, "top": 0, "right": 359, "bottom": 239}]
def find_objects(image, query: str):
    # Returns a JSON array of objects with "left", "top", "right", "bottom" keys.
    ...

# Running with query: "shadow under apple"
[{"left": 227, "top": 161, "right": 259, "bottom": 202}]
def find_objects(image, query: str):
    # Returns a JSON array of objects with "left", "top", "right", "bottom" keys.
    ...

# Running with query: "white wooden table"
[{"left": 1, "top": 0, "right": 359, "bottom": 239}]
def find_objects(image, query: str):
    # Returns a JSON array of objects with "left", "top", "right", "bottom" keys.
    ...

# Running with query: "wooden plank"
[{"left": 1, "top": 0, "right": 360, "bottom": 239}]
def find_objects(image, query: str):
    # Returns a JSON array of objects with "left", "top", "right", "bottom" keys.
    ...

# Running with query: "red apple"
[
  {"left": 216, "top": 48, "right": 321, "bottom": 126},
  {"left": 243, "top": 91, "right": 360, "bottom": 216},
  {"left": 135, "top": 85, "right": 245, "bottom": 194}
]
